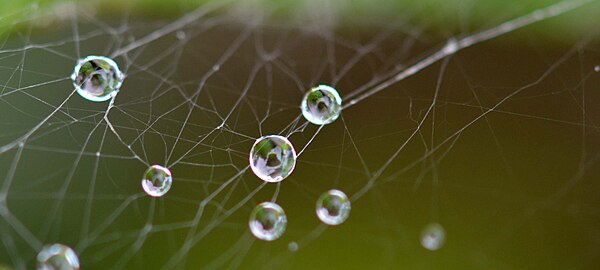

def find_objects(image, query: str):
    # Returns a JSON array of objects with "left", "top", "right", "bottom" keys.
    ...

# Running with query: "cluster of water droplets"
[
  {"left": 54, "top": 53, "right": 442, "bottom": 268},
  {"left": 246, "top": 85, "right": 350, "bottom": 241}
]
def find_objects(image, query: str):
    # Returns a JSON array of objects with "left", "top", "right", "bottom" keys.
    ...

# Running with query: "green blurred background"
[{"left": 2, "top": 0, "right": 600, "bottom": 40}]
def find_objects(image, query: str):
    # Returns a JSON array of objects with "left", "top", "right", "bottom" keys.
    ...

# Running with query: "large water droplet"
[
  {"left": 249, "top": 135, "right": 297, "bottom": 183},
  {"left": 421, "top": 223, "right": 446, "bottom": 251},
  {"left": 71, "top": 55, "right": 123, "bottom": 102},
  {"left": 249, "top": 202, "right": 287, "bottom": 241},
  {"left": 316, "top": 189, "right": 351, "bottom": 225},
  {"left": 301, "top": 85, "right": 342, "bottom": 125},
  {"left": 37, "top": 243, "right": 80, "bottom": 270},
  {"left": 142, "top": 165, "right": 172, "bottom": 197}
]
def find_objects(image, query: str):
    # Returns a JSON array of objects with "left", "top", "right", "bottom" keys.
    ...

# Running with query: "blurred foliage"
[{"left": 1, "top": 0, "right": 599, "bottom": 42}]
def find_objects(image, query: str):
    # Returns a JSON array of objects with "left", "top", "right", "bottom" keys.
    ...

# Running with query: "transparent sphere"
[
  {"left": 288, "top": 241, "right": 299, "bottom": 252},
  {"left": 421, "top": 223, "right": 446, "bottom": 251},
  {"left": 71, "top": 55, "right": 124, "bottom": 102},
  {"left": 37, "top": 243, "right": 80, "bottom": 270},
  {"left": 301, "top": 85, "right": 342, "bottom": 125},
  {"left": 316, "top": 189, "right": 351, "bottom": 225},
  {"left": 249, "top": 202, "right": 287, "bottom": 241},
  {"left": 142, "top": 165, "right": 172, "bottom": 197},
  {"left": 249, "top": 135, "right": 297, "bottom": 183}
]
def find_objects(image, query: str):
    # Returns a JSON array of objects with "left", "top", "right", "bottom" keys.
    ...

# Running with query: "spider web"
[{"left": 0, "top": 0, "right": 599, "bottom": 269}]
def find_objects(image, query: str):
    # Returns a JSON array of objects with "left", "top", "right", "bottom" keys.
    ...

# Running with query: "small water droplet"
[
  {"left": 288, "top": 241, "right": 299, "bottom": 252},
  {"left": 249, "top": 135, "right": 297, "bottom": 183},
  {"left": 37, "top": 243, "right": 80, "bottom": 270},
  {"left": 443, "top": 38, "right": 458, "bottom": 54},
  {"left": 71, "top": 56, "right": 123, "bottom": 102},
  {"left": 176, "top": 31, "right": 186, "bottom": 40},
  {"left": 316, "top": 189, "right": 351, "bottom": 225},
  {"left": 421, "top": 223, "right": 446, "bottom": 251},
  {"left": 301, "top": 85, "right": 342, "bottom": 125},
  {"left": 249, "top": 202, "right": 287, "bottom": 241},
  {"left": 142, "top": 165, "right": 172, "bottom": 197}
]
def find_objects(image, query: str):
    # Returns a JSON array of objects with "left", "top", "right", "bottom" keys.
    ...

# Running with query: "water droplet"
[
  {"left": 176, "top": 31, "right": 186, "bottom": 40},
  {"left": 288, "top": 241, "right": 299, "bottom": 252},
  {"left": 249, "top": 202, "right": 287, "bottom": 241},
  {"left": 316, "top": 189, "right": 351, "bottom": 225},
  {"left": 71, "top": 55, "right": 123, "bottom": 102},
  {"left": 301, "top": 85, "right": 342, "bottom": 125},
  {"left": 443, "top": 38, "right": 459, "bottom": 54},
  {"left": 142, "top": 165, "right": 172, "bottom": 197},
  {"left": 421, "top": 223, "right": 446, "bottom": 251},
  {"left": 249, "top": 135, "right": 297, "bottom": 183},
  {"left": 37, "top": 243, "right": 80, "bottom": 270}
]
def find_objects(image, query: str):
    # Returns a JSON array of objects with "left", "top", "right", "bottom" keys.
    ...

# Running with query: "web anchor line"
[{"left": 343, "top": 0, "right": 593, "bottom": 109}]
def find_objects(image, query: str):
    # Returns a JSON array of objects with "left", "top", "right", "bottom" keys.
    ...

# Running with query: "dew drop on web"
[
  {"left": 142, "top": 165, "right": 173, "bottom": 197},
  {"left": 301, "top": 85, "right": 342, "bottom": 125},
  {"left": 37, "top": 243, "right": 80, "bottom": 270},
  {"left": 316, "top": 189, "right": 351, "bottom": 225},
  {"left": 71, "top": 55, "right": 123, "bottom": 102},
  {"left": 421, "top": 223, "right": 446, "bottom": 251},
  {"left": 249, "top": 202, "right": 287, "bottom": 241},
  {"left": 249, "top": 135, "right": 297, "bottom": 183}
]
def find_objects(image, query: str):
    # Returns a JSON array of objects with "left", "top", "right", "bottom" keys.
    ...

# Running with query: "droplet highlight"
[
  {"left": 71, "top": 55, "right": 123, "bottom": 102},
  {"left": 37, "top": 243, "right": 80, "bottom": 270},
  {"left": 301, "top": 85, "right": 342, "bottom": 125},
  {"left": 316, "top": 189, "right": 351, "bottom": 225},
  {"left": 249, "top": 202, "right": 287, "bottom": 241},
  {"left": 142, "top": 165, "right": 172, "bottom": 197},
  {"left": 249, "top": 135, "right": 297, "bottom": 183},
  {"left": 421, "top": 223, "right": 446, "bottom": 251}
]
